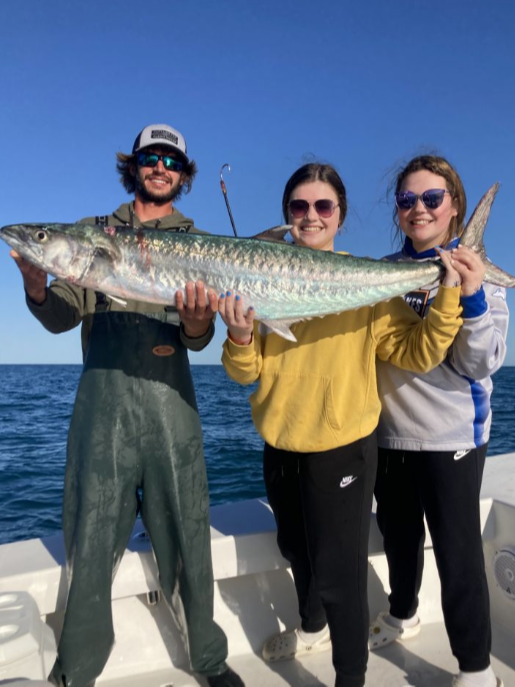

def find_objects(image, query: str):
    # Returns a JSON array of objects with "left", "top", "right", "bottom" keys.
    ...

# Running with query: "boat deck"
[
  {"left": 1, "top": 452, "right": 515, "bottom": 687},
  {"left": 90, "top": 618, "right": 514, "bottom": 687}
]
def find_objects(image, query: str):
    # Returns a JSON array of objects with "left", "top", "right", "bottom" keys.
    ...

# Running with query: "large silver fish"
[{"left": 1, "top": 184, "right": 514, "bottom": 341}]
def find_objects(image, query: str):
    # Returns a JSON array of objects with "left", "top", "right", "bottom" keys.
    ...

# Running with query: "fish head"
[{"left": 0, "top": 222, "right": 119, "bottom": 285}]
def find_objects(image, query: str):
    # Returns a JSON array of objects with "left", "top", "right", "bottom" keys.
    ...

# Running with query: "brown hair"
[
  {"left": 116, "top": 151, "right": 198, "bottom": 200},
  {"left": 392, "top": 155, "right": 466, "bottom": 247},
  {"left": 282, "top": 163, "right": 347, "bottom": 227}
]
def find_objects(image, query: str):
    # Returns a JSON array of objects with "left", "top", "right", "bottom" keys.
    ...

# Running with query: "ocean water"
[{"left": 1, "top": 364, "right": 514, "bottom": 545}]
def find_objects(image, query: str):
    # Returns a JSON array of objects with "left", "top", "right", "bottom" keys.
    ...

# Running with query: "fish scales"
[
  {"left": 1, "top": 223, "right": 441, "bottom": 318},
  {"left": 2, "top": 184, "right": 515, "bottom": 339},
  {"left": 133, "top": 233, "right": 438, "bottom": 318}
]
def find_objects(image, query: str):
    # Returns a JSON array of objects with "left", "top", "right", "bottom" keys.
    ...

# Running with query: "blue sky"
[{"left": 1, "top": 0, "right": 514, "bottom": 365}]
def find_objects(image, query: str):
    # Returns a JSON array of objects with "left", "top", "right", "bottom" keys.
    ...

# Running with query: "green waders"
[{"left": 49, "top": 311, "right": 228, "bottom": 687}]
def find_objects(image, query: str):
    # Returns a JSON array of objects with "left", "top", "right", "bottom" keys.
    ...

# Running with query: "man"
[{"left": 11, "top": 123, "right": 244, "bottom": 687}]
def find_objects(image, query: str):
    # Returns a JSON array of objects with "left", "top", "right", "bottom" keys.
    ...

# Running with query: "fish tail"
[{"left": 459, "top": 182, "right": 515, "bottom": 287}]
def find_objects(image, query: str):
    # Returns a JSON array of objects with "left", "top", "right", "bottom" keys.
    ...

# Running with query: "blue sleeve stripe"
[
  {"left": 466, "top": 376, "right": 490, "bottom": 446},
  {"left": 461, "top": 288, "right": 487, "bottom": 318}
]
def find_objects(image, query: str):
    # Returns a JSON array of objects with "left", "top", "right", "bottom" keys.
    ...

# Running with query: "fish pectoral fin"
[
  {"left": 252, "top": 225, "right": 292, "bottom": 243},
  {"left": 106, "top": 294, "right": 128, "bottom": 307},
  {"left": 93, "top": 243, "right": 122, "bottom": 262},
  {"left": 260, "top": 318, "right": 305, "bottom": 342}
]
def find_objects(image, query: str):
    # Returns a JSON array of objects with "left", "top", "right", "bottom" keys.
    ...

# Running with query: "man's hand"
[
  {"left": 10, "top": 250, "right": 48, "bottom": 304},
  {"left": 175, "top": 280, "right": 218, "bottom": 338}
]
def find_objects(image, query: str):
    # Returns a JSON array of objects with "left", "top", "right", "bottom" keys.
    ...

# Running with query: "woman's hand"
[
  {"left": 437, "top": 246, "right": 462, "bottom": 288},
  {"left": 11, "top": 250, "right": 48, "bottom": 304},
  {"left": 449, "top": 245, "right": 486, "bottom": 296},
  {"left": 176, "top": 280, "right": 218, "bottom": 338},
  {"left": 218, "top": 291, "right": 255, "bottom": 345}
]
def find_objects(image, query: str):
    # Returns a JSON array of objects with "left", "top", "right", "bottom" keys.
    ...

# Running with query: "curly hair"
[{"left": 116, "top": 151, "right": 198, "bottom": 201}]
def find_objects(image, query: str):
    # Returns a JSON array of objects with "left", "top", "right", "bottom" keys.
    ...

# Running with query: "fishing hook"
[{"left": 220, "top": 163, "right": 238, "bottom": 237}]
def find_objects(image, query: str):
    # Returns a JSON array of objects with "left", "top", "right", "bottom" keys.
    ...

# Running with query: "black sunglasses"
[
  {"left": 136, "top": 152, "right": 183, "bottom": 172},
  {"left": 395, "top": 189, "right": 451, "bottom": 211},
  {"left": 288, "top": 199, "right": 339, "bottom": 219}
]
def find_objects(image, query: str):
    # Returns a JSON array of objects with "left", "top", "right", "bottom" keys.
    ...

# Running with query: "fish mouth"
[
  {"left": 0, "top": 224, "right": 30, "bottom": 250},
  {"left": 1, "top": 224, "right": 20, "bottom": 239},
  {"left": 0, "top": 224, "right": 48, "bottom": 265}
]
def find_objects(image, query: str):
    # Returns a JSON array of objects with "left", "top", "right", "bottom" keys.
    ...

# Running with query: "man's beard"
[{"left": 135, "top": 173, "right": 181, "bottom": 205}]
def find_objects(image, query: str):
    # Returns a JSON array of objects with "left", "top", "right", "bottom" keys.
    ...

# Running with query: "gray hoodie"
[{"left": 377, "top": 242, "right": 509, "bottom": 451}]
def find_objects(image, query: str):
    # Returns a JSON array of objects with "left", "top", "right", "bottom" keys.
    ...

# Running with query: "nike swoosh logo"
[
  {"left": 454, "top": 449, "right": 471, "bottom": 461},
  {"left": 340, "top": 476, "right": 357, "bottom": 488}
]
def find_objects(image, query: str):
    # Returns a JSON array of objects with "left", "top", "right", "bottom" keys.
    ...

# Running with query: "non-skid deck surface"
[{"left": 95, "top": 621, "right": 514, "bottom": 687}]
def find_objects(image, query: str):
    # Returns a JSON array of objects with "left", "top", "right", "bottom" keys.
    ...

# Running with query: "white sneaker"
[
  {"left": 452, "top": 678, "right": 503, "bottom": 687},
  {"left": 262, "top": 626, "right": 331, "bottom": 661}
]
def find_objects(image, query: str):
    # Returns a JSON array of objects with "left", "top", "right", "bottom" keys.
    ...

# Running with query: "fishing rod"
[{"left": 220, "top": 163, "right": 238, "bottom": 237}]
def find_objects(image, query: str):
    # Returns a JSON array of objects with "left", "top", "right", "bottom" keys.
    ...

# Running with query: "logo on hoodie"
[
  {"left": 492, "top": 288, "right": 506, "bottom": 300},
  {"left": 404, "top": 289, "right": 430, "bottom": 317}
]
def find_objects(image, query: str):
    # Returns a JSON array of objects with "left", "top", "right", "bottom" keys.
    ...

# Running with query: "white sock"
[
  {"left": 456, "top": 666, "right": 496, "bottom": 687},
  {"left": 387, "top": 613, "right": 419, "bottom": 629},
  {"left": 298, "top": 625, "right": 328, "bottom": 643}
]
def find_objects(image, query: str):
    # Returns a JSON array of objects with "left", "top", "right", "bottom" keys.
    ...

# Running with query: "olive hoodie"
[{"left": 26, "top": 203, "right": 214, "bottom": 357}]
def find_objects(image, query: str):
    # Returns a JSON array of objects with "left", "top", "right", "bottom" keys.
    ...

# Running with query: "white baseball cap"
[{"left": 132, "top": 123, "right": 189, "bottom": 162}]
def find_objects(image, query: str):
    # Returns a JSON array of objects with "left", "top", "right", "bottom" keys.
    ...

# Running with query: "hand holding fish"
[
  {"left": 437, "top": 247, "right": 462, "bottom": 288},
  {"left": 218, "top": 291, "right": 255, "bottom": 345},
  {"left": 448, "top": 245, "right": 486, "bottom": 296},
  {"left": 175, "top": 280, "right": 218, "bottom": 338},
  {"left": 10, "top": 249, "right": 48, "bottom": 304}
]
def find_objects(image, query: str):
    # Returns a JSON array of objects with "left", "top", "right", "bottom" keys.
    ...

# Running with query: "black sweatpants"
[
  {"left": 375, "top": 445, "right": 491, "bottom": 672},
  {"left": 264, "top": 433, "right": 378, "bottom": 687}
]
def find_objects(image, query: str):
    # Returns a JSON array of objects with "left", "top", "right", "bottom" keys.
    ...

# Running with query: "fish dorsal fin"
[{"left": 252, "top": 225, "right": 292, "bottom": 243}]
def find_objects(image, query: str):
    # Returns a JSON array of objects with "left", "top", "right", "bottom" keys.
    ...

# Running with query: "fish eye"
[{"left": 34, "top": 229, "right": 49, "bottom": 243}]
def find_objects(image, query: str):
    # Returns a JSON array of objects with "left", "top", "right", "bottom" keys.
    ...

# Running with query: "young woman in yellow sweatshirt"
[{"left": 217, "top": 163, "right": 484, "bottom": 687}]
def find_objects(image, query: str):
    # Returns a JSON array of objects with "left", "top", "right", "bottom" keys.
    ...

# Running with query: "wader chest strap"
[{"left": 95, "top": 216, "right": 109, "bottom": 311}]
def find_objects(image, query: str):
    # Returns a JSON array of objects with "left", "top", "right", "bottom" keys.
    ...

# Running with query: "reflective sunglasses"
[
  {"left": 395, "top": 188, "right": 451, "bottom": 211},
  {"left": 136, "top": 152, "right": 183, "bottom": 172},
  {"left": 288, "top": 199, "right": 339, "bottom": 219}
]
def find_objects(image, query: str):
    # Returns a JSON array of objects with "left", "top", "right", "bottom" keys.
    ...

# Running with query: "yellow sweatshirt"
[{"left": 222, "top": 287, "right": 462, "bottom": 453}]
